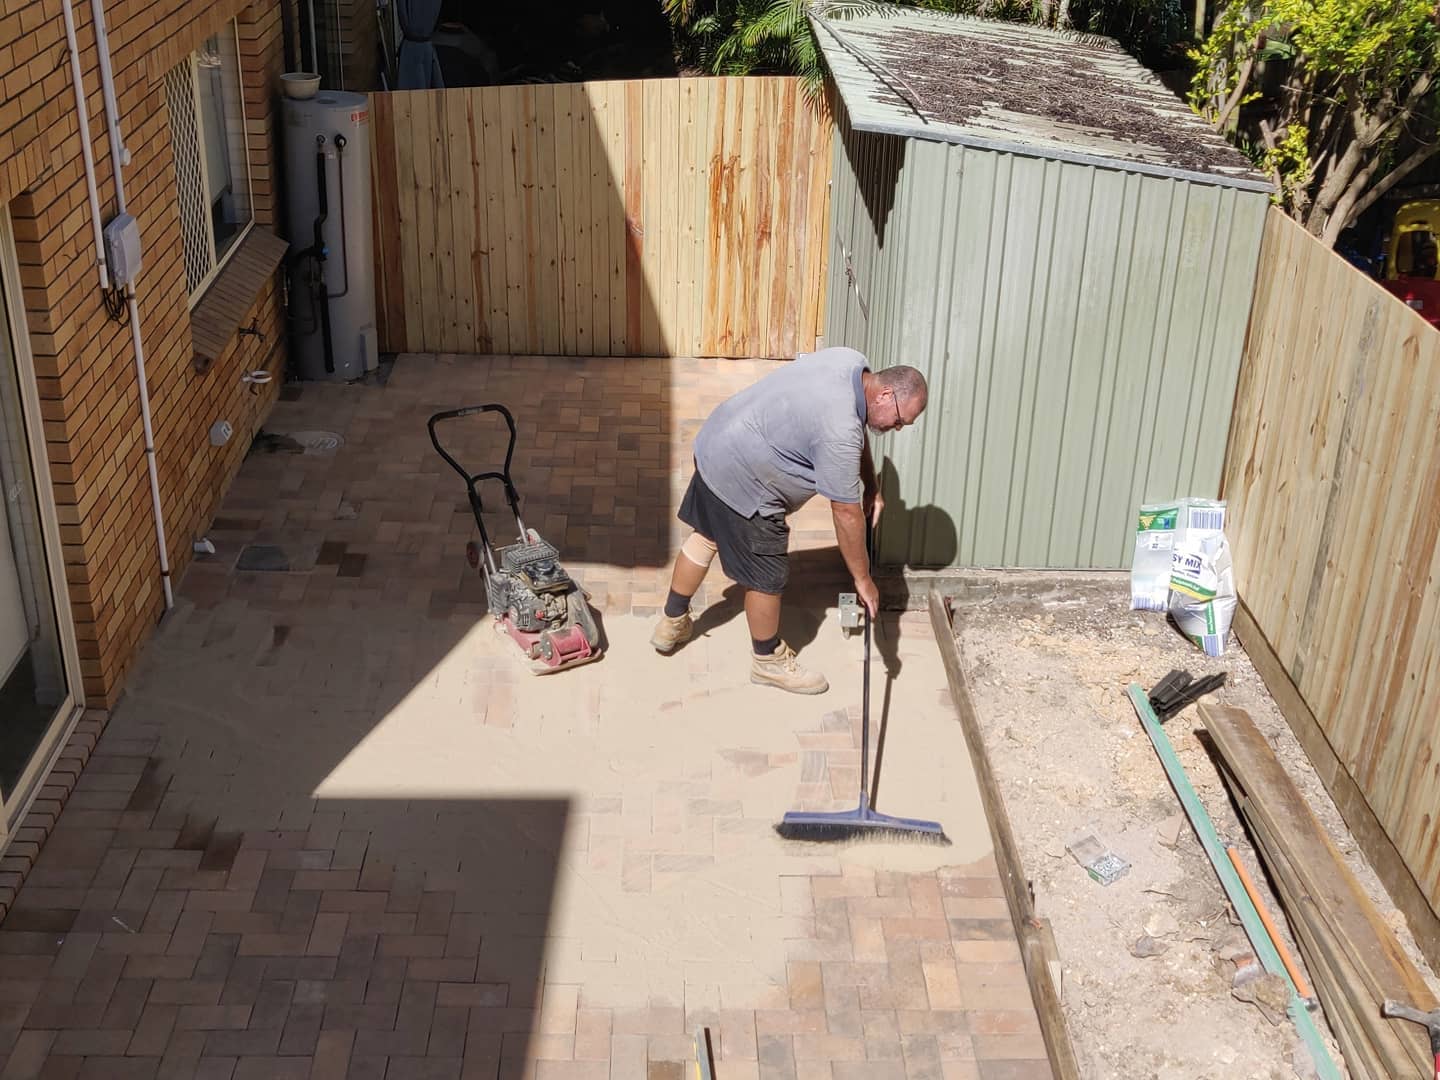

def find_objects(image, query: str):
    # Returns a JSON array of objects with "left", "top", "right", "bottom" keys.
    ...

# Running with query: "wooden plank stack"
[{"left": 1200, "top": 704, "right": 1438, "bottom": 1079}]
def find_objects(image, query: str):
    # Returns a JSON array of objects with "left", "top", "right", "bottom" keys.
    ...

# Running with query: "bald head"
[{"left": 865, "top": 366, "right": 928, "bottom": 432}]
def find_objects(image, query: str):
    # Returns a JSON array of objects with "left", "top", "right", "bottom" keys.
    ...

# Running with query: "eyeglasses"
[{"left": 890, "top": 394, "right": 905, "bottom": 430}]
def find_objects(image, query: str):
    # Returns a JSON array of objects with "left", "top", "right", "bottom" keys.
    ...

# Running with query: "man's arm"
[
  {"left": 860, "top": 441, "right": 883, "bottom": 526},
  {"left": 831, "top": 500, "right": 878, "bottom": 616}
]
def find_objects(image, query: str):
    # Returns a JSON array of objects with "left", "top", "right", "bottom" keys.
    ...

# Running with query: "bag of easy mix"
[
  {"left": 1167, "top": 526, "right": 1236, "bottom": 657},
  {"left": 1130, "top": 503, "right": 1182, "bottom": 611},
  {"left": 1129, "top": 499, "right": 1227, "bottom": 612}
]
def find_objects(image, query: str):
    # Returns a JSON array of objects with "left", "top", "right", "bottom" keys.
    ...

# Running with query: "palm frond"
[
  {"left": 810, "top": 0, "right": 903, "bottom": 20},
  {"left": 742, "top": 0, "right": 805, "bottom": 48}
]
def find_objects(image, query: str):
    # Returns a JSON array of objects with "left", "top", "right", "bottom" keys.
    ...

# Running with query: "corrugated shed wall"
[{"left": 825, "top": 106, "right": 1269, "bottom": 570}]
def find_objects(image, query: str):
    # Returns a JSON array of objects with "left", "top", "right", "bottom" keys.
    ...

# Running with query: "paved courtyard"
[{"left": 0, "top": 355, "right": 1050, "bottom": 1079}]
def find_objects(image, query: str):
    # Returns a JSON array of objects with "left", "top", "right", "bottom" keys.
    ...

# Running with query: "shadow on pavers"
[{"left": 685, "top": 545, "right": 851, "bottom": 653}]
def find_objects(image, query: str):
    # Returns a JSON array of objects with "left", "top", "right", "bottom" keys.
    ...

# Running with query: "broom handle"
[
  {"left": 861, "top": 600, "right": 871, "bottom": 804},
  {"left": 860, "top": 518, "right": 874, "bottom": 805}
]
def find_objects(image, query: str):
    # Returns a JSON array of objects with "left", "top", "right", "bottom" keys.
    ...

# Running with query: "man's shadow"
[
  {"left": 688, "top": 546, "right": 848, "bottom": 653},
  {"left": 678, "top": 460, "right": 960, "bottom": 814},
  {"left": 871, "top": 459, "right": 960, "bottom": 807}
]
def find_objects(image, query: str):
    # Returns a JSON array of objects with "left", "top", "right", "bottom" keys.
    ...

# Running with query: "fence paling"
[
  {"left": 367, "top": 78, "right": 832, "bottom": 359},
  {"left": 1223, "top": 207, "right": 1440, "bottom": 941}
]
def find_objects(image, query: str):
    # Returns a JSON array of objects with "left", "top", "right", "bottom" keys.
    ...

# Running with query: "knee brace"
[{"left": 681, "top": 531, "right": 719, "bottom": 568}]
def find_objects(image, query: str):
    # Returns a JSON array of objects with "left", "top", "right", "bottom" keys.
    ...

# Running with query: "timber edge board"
[
  {"left": 886, "top": 568, "right": 1128, "bottom": 611},
  {"left": 1231, "top": 599, "right": 1440, "bottom": 974},
  {"left": 929, "top": 591, "right": 1082, "bottom": 1080}
]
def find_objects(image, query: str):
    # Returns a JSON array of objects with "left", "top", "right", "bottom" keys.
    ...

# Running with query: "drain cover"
[
  {"left": 286, "top": 430, "right": 345, "bottom": 454},
  {"left": 236, "top": 544, "right": 291, "bottom": 572}
]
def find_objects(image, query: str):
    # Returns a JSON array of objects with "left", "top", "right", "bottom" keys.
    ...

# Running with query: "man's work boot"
[
  {"left": 651, "top": 613, "right": 694, "bottom": 654},
  {"left": 750, "top": 641, "right": 828, "bottom": 695}
]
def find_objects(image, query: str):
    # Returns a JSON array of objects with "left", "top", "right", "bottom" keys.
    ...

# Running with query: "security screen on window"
[
  {"left": 197, "top": 30, "right": 250, "bottom": 261},
  {"left": 165, "top": 21, "right": 253, "bottom": 298}
]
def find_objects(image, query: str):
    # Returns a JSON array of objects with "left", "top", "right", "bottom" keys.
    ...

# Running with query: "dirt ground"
[{"left": 949, "top": 572, "right": 1440, "bottom": 1080}]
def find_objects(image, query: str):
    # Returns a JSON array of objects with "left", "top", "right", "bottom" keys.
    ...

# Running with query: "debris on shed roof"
[{"left": 810, "top": 9, "right": 1271, "bottom": 191}]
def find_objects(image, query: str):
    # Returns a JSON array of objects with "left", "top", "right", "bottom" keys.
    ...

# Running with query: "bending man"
[{"left": 650, "top": 347, "right": 928, "bottom": 694}]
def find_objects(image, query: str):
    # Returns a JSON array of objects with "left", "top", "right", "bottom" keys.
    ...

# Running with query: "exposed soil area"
[{"left": 951, "top": 572, "right": 1440, "bottom": 1079}]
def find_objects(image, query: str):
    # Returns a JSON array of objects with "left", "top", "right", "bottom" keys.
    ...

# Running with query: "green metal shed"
[{"left": 810, "top": 11, "right": 1273, "bottom": 570}]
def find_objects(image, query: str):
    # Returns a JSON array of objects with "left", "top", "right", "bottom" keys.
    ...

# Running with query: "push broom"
[{"left": 774, "top": 522, "right": 948, "bottom": 845}]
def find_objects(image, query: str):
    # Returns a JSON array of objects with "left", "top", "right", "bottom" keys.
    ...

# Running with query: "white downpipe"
[
  {"left": 120, "top": 283, "right": 173, "bottom": 612},
  {"left": 88, "top": 0, "right": 174, "bottom": 610},
  {"left": 59, "top": 0, "right": 110, "bottom": 293},
  {"left": 308, "top": 0, "right": 320, "bottom": 75},
  {"left": 88, "top": 0, "right": 129, "bottom": 175}
]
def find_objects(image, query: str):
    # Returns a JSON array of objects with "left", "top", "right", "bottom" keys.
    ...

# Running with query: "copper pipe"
[{"left": 1226, "top": 844, "right": 1314, "bottom": 1001}]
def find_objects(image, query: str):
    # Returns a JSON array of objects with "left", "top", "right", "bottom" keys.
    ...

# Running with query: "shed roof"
[{"left": 810, "top": 9, "right": 1271, "bottom": 191}]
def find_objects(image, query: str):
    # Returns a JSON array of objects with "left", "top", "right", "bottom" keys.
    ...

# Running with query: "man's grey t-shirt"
[{"left": 694, "top": 347, "right": 868, "bottom": 518}]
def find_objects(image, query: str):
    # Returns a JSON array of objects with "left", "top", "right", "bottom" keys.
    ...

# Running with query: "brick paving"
[{"left": 0, "top": 355, "right": 1051, "bottom": 1079}]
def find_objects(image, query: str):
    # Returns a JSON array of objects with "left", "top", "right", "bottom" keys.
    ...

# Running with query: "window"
[{"left": 165, "top": 22, "right": 253, "bottom": 301}]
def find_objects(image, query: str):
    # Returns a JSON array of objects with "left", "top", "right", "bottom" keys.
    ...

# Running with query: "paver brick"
[
  {"left": 128, "top": 1004, "right": 181, "bottom": 1057},
  {"left": 833, "top": 1063, "right": 905, "bottom": 1080},
  {"left": 232, "top": 1056, "right": 309, "bottom": 1079},
  {"left": 972, "top": 1063, "right": 1051, "bottom": 1080},
  {"left": 436, "top": 984, "right": 508, "bottom": 1008},
  {"left": 791, "top": 1034, "right": 865, "bottom": 1062},
  {"left": 75, "top": 1057, "right": 161, "bottom": 1079},
  {"left": 352, "top": 1025, "right": 430, "bottom": 1058},
  {"left": 201, "top": 1028, "right": 283, "bottom": 1057},
  {"left": 408, "top": 958, "right": 478, "bottom": 982},
  {"left": 308, "top": 1030, "right": 354, "bottom": 1080},
  {"left": 147, "top": 981, "right": 223, "bottom": 1006},
  {"left": 174, "top": 1006, "right": 251, "bottom": 1031},
  {"left": 51, "top": 1029, "right": 134, "bottom": 1056},
  {"left": 386, "top": 1059, "right": 464, "bottom": 1080}
]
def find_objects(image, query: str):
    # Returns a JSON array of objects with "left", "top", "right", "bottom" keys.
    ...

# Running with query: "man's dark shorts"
[{"left": 678, "top": 469, "right": 789, "bottom": 595}]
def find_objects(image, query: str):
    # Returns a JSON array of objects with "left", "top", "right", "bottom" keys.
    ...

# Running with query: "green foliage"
[
  {"left": 665, "top": 0, "right": 896, "bottom": 101},
  {"left": 1189, "top": 0, "right": 1440, "bottom": 239},
  {"left": 667, "top": 0, "right": 1198, "bottom": 102},
  {"left": 1188, "top": 1, "right": 1261, "bottom": 118},
  {"left": 1261, "top": 122, "right": 1311, "bottom": 204},
  {"left": 914, "top": 0, "right": 1032, "bottom": 20},
  {"left": 1266, "top": 0, "right": 1438, "bottom": 82},
  {"left": 1064, "top": 0, "right": 1188, "bottom": 65}
]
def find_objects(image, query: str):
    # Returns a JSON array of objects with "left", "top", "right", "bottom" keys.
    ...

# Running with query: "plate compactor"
[{"left": 428, "top": 405, "right": 601, "bottom": 674}]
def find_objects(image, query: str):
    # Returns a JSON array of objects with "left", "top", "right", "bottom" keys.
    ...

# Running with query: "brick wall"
[{"left": 0, "top": 0, "right": 289, "bottom": 705}]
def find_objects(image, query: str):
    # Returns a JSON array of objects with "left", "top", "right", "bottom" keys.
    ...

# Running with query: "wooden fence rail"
[
  {"left": 368, "top": 78, "right": 832, "bottom": 359},
  {"left": 1223, "top": 207, "right": 1440, "bottom": 960}
]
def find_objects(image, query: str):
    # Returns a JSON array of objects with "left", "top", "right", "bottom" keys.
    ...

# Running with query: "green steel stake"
[{"left": 1127, "top": 684, "right": 1339, "bottom": 1080}]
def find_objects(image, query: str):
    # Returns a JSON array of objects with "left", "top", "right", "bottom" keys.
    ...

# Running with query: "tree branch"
[
  {"left": 1368, "top": 70, "right": 1437, "bottom": 147},
  {"left": 1322, "top": 152, "right": 1387, "bottom": 245},
  {"left": 1214, "top": 53, "right": 1255, "bottom": 132},
  {"left": 1348, "top": 139, "right": 1440, "bottom": 223}
]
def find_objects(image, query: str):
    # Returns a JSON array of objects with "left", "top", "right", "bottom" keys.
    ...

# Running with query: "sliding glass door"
[{"left": 0, "top": 210, "right": 82, "bottom": 833}]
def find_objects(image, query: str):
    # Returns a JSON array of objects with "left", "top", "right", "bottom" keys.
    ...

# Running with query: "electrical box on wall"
[{"left": 103, "top": 214, "right": 142, "bottom": 288}]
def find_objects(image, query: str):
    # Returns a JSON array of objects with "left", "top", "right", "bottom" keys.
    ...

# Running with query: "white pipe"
[
  {"left": 59, "top": 0, "right": 110, "bottom": 292},
  {"left": 333, "top": 0, "right": 344, "bottom": 89},
  {"left": 308, "top": 0, "right": 319, "bottom": 75},
  {"left": 88, "top": 0, "right": 173, "bottom": 609},
  {"left": 122, "top": 289, "right": 173, "bottom": 609},
  {"left": 88, "top": 0, "right": 130, "bottom": 190}
]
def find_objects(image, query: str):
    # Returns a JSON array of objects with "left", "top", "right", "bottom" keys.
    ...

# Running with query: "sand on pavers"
[{"left": 302, "top": 604, "right": 990, "bottom": 1001}]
